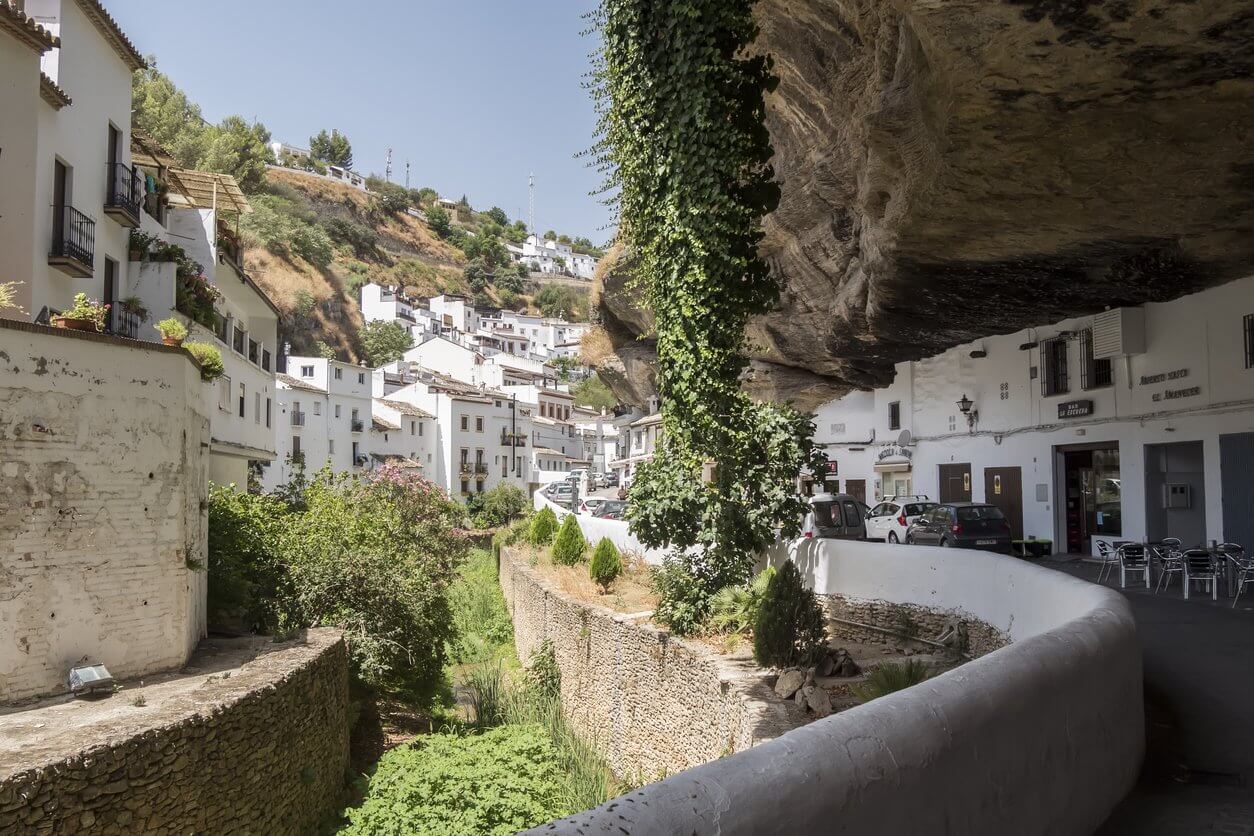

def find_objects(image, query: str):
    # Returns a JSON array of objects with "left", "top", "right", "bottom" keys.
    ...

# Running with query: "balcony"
[
  {"left": 291, "top": 411, "right": 306, "bottom": 427},
  {"left": 396, "top": 309, "right": 416, "bottom": 323},
  {"left": 459, "top": 462, "right": 474, "bottom": 477},
  {"left": 103, "top": 303, "right": 141, "bottom": 340},
  {"left": 500, "top": 432, "right": 527, "bottom": 447},
  {"left": 103, "top": 163, "right": 142, "bottom": 228},
  {"left": 48, "top": 205, "right": 95, "bottom": 278},
  {"left": 350, "top": 418, "right": 365, "bottom": 433},
  {"left": 475, "top": 463, "right": 489, "bottom": 476}
]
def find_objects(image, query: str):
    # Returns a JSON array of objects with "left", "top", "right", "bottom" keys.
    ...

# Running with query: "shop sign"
[
  {"left": 1152, "top": 386, "right": 1201, "bottom": 403},
  {"left": 876, "top": 444, "right": 912, "bottom": 462},
  {"left": 824, "top": 460, "right": 839, "bottom": 474},
  {"left": 1058, "top": 399, "right": 1094, "bottom": 419},
  {"left": 993, "top": 474, "right": 1002, "bottom": 496},
  {"left": 1139, "top": 368, "right": 1188, "bottom": 386}
]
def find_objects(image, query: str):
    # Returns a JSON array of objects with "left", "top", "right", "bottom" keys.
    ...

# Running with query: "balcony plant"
[
  {"left": 184, "top": 341, "right": 225, "bottom": 382},
  {"left": 128, "top": 229, "right": 157, "bottom": 262},
  {"left": 155, "top": 316, "right": 188, "bottom": 347},
  {"left": 0, "top": 281, "right": 24, "bottom": 315},
  {"left": 120, "top": 296, "right": 150, "bottom": 322},
  {"left": 175, "top": 264, "right": 221, "bottom": 331},
  {"left": 52, "top": 293, "right": 108, "bottom": 332}
]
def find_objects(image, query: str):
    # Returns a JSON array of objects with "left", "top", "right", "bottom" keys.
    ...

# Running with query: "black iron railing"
[
  {"left": 350, "top": 418, "right": 365, "bottom": 432},
  {"left": 105, "top": 162, "right": 142, "bottom": 224},
  {"left": 50, "top": 205, "right": 95, "bottom": 269},
  {"left": 291, "top": 411, "right": 306, "bottom": 427},
  {"left": 104, "top": 303, "right": 141, "bottom": 340}
]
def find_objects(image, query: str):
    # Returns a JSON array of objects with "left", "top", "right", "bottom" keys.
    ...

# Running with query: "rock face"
[{"left": 596, "top": 1, "right": 1254, "bottom": 407}]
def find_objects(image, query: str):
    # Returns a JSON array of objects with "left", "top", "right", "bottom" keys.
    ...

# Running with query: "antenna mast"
[
  {"left": 405, "top": 160, "right": 410, "bottom": 189},
  {"left": 528, "top": 172, "right": 535, "bottom": 235},
  {"left": 385, "top": 148, "right": 393, "bottom": 182}
]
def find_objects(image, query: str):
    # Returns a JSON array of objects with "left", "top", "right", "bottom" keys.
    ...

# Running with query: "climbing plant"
[{"left": 594, "top": 0, "right": 825, "bottom": 631}]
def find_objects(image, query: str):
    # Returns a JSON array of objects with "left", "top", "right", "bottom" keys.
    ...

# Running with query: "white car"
[{"left": 865, "top": 496, "right": 937, "bottom": 544}]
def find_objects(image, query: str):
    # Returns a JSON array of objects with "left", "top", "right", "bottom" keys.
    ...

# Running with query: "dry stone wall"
[
  {"left": 819, "top": 594, "right": 1008, "bottom": 658},
  {"left": 500, "top": 549, "right": 807, "bottom": 779},
  {"left": 0, "top": 629, "right": 349, "bottom": 835}
]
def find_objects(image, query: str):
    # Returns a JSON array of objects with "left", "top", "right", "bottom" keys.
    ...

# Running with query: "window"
[
  {"left": 232, "top": 325, "right": 246, "bottom": 355},
  {"left": 352, "top": 441, "right": 360, "bottom": 463},
  {"left": 334, "top": 367, "right": 343, "bottom": 380},
  {"left": 460, "top": 448, "right": 469, "bottom": 464},
  {"left": 358, "top": 372, "right": 365, "bottom": 384},
  {"left": 418, "top": 422, "right": 424, "bottom": 436},
  {"left": 266, "top": 398, "right": 271, "bottom": 428},
  {"left": 410, "top": 421, "right": 416, "bottom": 435},
  {"left": 248, "top": 338, "right": 259, "bottom": 365},
  {"left": 461, "top": 416, "right": 469, "bottom": 431},
  {"left": 1041, "top": 336, "right": 1069, "bottom": 396},
  {"left": 460, "top": 480, "right": 469, "bottom": 494},
  {"left": 216, "top": 314, "right": 229, "bottom": 343},
  {"left": 1080, "top": 329, "right": 1112, "bottom": 390},
  {"left": 262, "top": 349, "right": 271, "bottom": 372},
  {"left": 329, "top": 439, "right": 335, "bottom": 454},
  {"left": 888, "top": 401, "right": 901, "bottom": 431},
  {"left": 334, "top": 404, "right": 341, "bottom": 419},
  {"left": 238, "top": 383, "right": 246, "bottom": 418},
  {"left": 502, "top": 459, "right": 508, "bottom": 477},
  {"left": 301, "top": 365, "right": 314, "bottom": 378},
  {"left": 351, "top": 407, "right": 359, "bottom": 422},
  {"left": 475, "top": 416, "right": 484, "bottom": 432},
  {"left": 218, "top": 375, "right": 232, "bottom": 412},
  {"left": 254, "top": 392, "right": 261, "bottom": 424},
  {"left": 313, "top": 402, "right": 321, "bottom": 415},
  {"left": 1245, "top": 314, "right": 1254, "bottom": 369},
  {"left": 292, "top": 435, "right": 301, "bottom": 456}
]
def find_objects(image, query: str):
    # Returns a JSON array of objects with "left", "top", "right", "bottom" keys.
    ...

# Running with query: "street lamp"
[{"left": 956, "top": 394, "right": 978, "bottom": 431}]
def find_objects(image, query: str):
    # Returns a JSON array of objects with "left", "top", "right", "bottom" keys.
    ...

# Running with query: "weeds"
[{"left": 851, "top": 660, "right": 931, "bottom": 702}]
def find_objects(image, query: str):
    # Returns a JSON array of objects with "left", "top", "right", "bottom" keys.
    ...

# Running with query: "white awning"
[{"left": 873, "top": 456, "right": 912, "bottom": 473}]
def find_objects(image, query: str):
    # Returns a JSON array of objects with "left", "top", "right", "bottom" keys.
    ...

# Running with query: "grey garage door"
[{"left": 1220, "top": 433, "right": 1254, "bottom": 550}]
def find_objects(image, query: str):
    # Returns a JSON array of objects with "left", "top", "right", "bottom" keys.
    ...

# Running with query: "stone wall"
[
  {"left": 500, "top": 549, "right": 807, "bottom": 779},
  {"left": 818, "top": 594, "right": 1008, "bottom": 658},
  {"left": 0, "top": 321, "right": 210, "bottom": 702},
  {"left": 0, "top": 629, "right": 349, "bottom": 835}
]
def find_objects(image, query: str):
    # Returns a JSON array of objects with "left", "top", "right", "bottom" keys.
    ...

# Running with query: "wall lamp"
[{"left": 956, "top": 393, "right": 978, "bottom": 431}]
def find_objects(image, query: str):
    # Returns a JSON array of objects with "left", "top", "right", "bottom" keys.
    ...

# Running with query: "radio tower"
[
  {"left": 528, "top": 173, "right": 535, "bottom": 235},
  {"left": 385, "top": 148, "right": 393, "bottom": 182},
  {"left": 405, "top": 161, "right": 410, "bottom": 190}
]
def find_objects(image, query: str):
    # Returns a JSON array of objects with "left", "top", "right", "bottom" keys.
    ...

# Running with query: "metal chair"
[
  {"left": 1183, "top": 549, "right": 1219, "bottom": 601},
  {"left": 1118, "top": 543, "right": 1151, "bottom": 589},
  {"left": 1096, "top": 540, "right": 1120, "bottom": 583},
  {"left": 1151, "top": 541, "right": 1184, "bottom": 594},
  {"left": 1219, "top": 544, "right": 1251, "bottom": 608}
]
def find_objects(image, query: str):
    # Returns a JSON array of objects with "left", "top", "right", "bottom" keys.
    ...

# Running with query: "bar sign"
[{"left": 1058, "top": 399, "right": 1094, "bottom": 419}]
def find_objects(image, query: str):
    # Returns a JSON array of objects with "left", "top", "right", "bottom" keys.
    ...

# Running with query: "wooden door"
[
  {"left": 845, "top": 479, "right": 866, "bottom": 505},
  {"left": 939, "top": 463, "right": 971, "bottom": 503},
  {"left": 984, "top": 466, "right": 1024, "bottom": 540},
  {"left": 53, "top": 160, "right": 68, "bottom": 242}
]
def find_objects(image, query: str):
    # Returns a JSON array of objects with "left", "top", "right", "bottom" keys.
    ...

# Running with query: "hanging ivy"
[{"left": 594, "top": 0, "right": 825, "bottom": 627}]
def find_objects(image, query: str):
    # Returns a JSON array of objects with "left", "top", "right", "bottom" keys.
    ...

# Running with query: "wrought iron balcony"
[
  {"left": 500, "top": 432, "right": 527, "bottom": 447},
  {"left": 104, "top": 303, "right": 141, "bottom": 340},
  {"left": 291, "top": 411, "right": 306, "bottom": 427},
  {"left": 459, "top": 462, "right": 474, "bottom": 476},
  {"left": 475, "top": 463, "right": 489, "bottom": 475},
  {"left": 350, "top": 418, "right": 365, "bottom": 433},
  {"left": 48, "top": 205, "right": 95, "bottom": 278},
  {"left": 103, "top": 163, "right": 142, "bottom": 228}
]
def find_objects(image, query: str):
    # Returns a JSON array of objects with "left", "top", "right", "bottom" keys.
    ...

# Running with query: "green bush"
[
  {"left": 325, "top": 217, "right": 379, "bottom": 259},
  {"left": 467, "top": 484, "right": 529, "bottom": 528},
  {"left": 852, "top": 660, "right": 931, "bottom": 702},
  {"left": 588, "top": 538, "right": 622, "bottom": 591},
  {"left": 341, "top": 725, "right": 568, "bottom": 836},
  {"left": 709, "top": 566, "right": 775, "bottom": 634},
  {"left": 752, "top": 561, "right": 826, "bottom": 669},
  {"left": 525, "top": 639, "right": 561, "bottom": 699},
  {"left": 551, "top": 514, "right": 587, "bottom": 566},
  {"left": 650, "top": 553, "right": 714, "bottom": 637},
  {"left": 183, "top": 341, "right": 224, "bottom": 382},
  {"left": 448, "top": 549, "right": 515, "bottom": 665},
  {"left": 528, "top": 506, "right": 559, "bottom": 546},
  {"left": 206, "top": 485, "right": 288, "bottom": 632}
]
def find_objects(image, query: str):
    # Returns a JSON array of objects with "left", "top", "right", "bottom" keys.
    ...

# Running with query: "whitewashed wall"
[{"left": 534, "top": 489, "right": 669, "bottom": 563}]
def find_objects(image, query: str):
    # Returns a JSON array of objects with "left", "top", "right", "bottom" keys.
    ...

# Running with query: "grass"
[{"left": 851, "top": 660, "right": 932, "bottom": 702}]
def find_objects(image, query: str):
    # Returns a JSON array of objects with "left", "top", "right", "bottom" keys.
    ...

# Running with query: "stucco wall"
[
  {"left": 529, "top": 537, "right": 1143, "bottom": 835},
  {"left": 0, "top": 322, "right": 209, "bottom": 702},
  {"left": 533, "top": 488, "right": 670, "bottom": 563},
  {"left": 500, "top": 548, "right": 808, "bottom": 779},
  {"left": 0, "top": 30, "right": 41, "bottom": 318},
  {"left": 0, "top": 629, "right": 349, "bottom": 835}
]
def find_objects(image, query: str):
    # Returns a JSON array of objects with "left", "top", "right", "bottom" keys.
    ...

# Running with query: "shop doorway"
[
  {"left": 1145, "top": 441, "right": 1207, "bottom": 549},
  {"left": 845, "top": 479, "right": 866, "bottom": 505},
  {"left": 984, "top": 467, "right": 1024, "bottom": 540},
  {"left": 1060, "top": 444, "right": 1122, "bottom": 555},
  {"left": 1220, "top": 433, "right": 1254, "bottom": 551},
  {"left": 939, "top": 463, "right": 971, "bottom": 504}
]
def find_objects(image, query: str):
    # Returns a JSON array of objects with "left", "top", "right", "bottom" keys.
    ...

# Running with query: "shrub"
[
  {"left": 588, "top": 538, "right": 622, "bottom": 592},
  {"left": 426, "top": 205, "right": 452, "bottom": 237},
  {"left": 551, "top": 514, "right": 587, "bottom": 566},
  {"left": 852, "top": 660, "right": 932, "bottom": 702},
  {"left": 649, "top": 553, "right": 710, "bottom": 637},
  {"left": 528, "top": 506, "right": 559, "bottom": 546},
  {"left": 206, "top": 485, "right": 288, "bottom": 632},
  {"left": 341, "top": 725, "right": 568, "bottom": 836},
  {"left": 325, "top": 217, "right": 379, "bottom": 259},
  {"left": 752, "top": 561, "right": 827, "bottom": 669},
  {"left": 154, "top": 316, "right": 187, "bottom": 342},
  {"left": 467, "top": 484, "right": 529, "bottom": 528},
  {"left": 525, "top": 639, "right": 561, "bottom": 699},
  {"left": 709, "top": 566, "right": 775, "bottom": 634},
  {"left": 373, "top": 181, "right": 411, "bottom": 215},
  {"left": 183, "top": 341, "right": 224, "bottom": 382}
]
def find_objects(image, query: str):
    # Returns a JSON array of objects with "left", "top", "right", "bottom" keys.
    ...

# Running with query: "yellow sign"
[
  {"left": 994, "top": 475, "right": 1002, "bottom": 496},
  {"left": 963, "top": 472, "right": 971, "bottom": 492}
]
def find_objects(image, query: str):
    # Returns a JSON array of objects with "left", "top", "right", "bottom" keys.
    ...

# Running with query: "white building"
[
  {"left": 269, "top": 140, "right": 367, "bottom": 191},
  {"left": 609, "top": 411, "right": 663, "bottom": 487},
  {"left": 509, "top": 234, "right": 598, "bottom": 280},
  {"left": 813, "top": 273, "right": 1254, "bottom": 556},
  {"left": 370, "top": 398, "right": 436, "bottom": 473}
]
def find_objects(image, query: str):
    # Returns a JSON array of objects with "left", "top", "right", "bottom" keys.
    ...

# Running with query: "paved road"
[{"left": 1046, "top": 559, "right": 1254, "bottom": 834}]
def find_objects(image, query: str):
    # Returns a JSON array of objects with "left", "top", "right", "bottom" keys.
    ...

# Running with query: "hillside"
[{"left": 241, "top": 168, "right": 590, "bottom": 363}]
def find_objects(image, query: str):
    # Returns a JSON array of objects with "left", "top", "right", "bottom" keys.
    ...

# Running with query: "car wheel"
[
  {"left": 888, "top": 532, "right": 899, "bottom": 544},
  {"left": 940, "top": 538, "right": 951, "bottom": 548},
  {"left": 905, "top": 534, "right": 914, "bottom": 545}
]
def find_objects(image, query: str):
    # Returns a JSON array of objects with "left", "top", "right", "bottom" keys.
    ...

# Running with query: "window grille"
[
  {"left": 1041, "top": 336, "right": 1069, "bottom": 396},
  {"left": 1245, "top": 314, "right": 1254, "bottom": 370},
  {"left": 888, "top": 402, "right": 901, "bottom": 431},
  {"left": 1080, "top": 329, "right": 1112, "bottom": 390}
]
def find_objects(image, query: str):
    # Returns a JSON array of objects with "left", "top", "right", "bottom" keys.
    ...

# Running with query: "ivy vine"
[{"left": 594, "top": 0, "right": 825, "bottom": 625}]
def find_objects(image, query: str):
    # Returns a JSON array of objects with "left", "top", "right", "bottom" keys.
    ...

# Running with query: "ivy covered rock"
[
  {"left": 752, "top": 561, "right": 826, "bottom": 669},
  {"left": 551, "top": 514, "right": 587, "bottom": 566},
  {"left": 528, "top": 506, "right": 559, "bottom": 546},
  {"left": 588, "top": 538, "right": 622, "bottom": 592}
]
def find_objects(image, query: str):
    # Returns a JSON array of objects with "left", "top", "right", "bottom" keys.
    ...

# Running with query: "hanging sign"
[
  {"left": 994, "top": 475, "right": 1003, "bottom": 496},
  {"left": 1058, "top": 400, "right": 1094, "bottom": 419},
  {"left": 877, "top": 444, "right": 913, "bottom": 462}
]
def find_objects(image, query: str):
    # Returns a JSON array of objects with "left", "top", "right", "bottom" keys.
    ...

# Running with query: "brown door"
[
  {"left": 939, "top": 463, "right": 972, "bottom": 503},
  {"left": 984, "top": 466, "right": 1024, "bottom": 540},
  {"left": 844, "top": 479, "right": 866, "bottom": 505}
]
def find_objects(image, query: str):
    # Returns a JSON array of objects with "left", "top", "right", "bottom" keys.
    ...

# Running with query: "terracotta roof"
[
  {"left": 276, "top": 373, "right": 325, "bottom": 393},
  {"left": 39, "top": 73, "right": 71, "bottom": 109},
  {"left": 376, "top": 399, "right": 433, "bottom": 419},
  {"left": 0, "top": 1, "right": 57, "bottom": 52},
  {"left": 168, "top": 168, "right": 252, "bottom": 215},
  {"left": 630, "top": 412, "right": 663, "bottom": 427},
  {"left": 73, "top": 0, "right": 145, "bottom": 70},
  {"left": 370, "top": 453, "right": 422, "bottom": 468},
  {"left": 371, "top": 416, "right": 401, "bottom": 432}
]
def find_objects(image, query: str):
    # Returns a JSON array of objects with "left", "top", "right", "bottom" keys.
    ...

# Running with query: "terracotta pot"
[
  {"left": 51, "top": 316, "right": 99, "bottom": 333},
  {"left": 129, "top": 249, "right": 143, "bottom": 262},
  {"left": 161, "top": 336, "right": 185, "bottom": 347}
]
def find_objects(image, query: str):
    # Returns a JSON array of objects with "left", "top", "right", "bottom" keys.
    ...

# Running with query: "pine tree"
[
  {"left": 752, "top": 561, "right": 826, "bottom": 668},
  {"left": 551, "top": 514, "right": 587, "bottom": 566},
  {"left": 588, "top": 538, "right": 622, "bottom": 592}
]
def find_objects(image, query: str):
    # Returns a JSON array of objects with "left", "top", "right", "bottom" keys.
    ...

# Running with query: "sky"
[{"left": 106, "top": 0, "right": 614, "bottom": 242}]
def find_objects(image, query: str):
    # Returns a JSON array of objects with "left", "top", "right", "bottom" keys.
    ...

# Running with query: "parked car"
[
  {"left": 800, "top": 493, "right": 867, "bottom": 540},
  {"left": 579, "top": 497, "right": 607, "bottom": 516},
  {"left": 866, "top": 496, "right": 938, "bottom": 544},
  {"left": 602, "top": 472, "right": 619, "bottom": 488},
  {"left": 593, "top": 499, "right": 629, "bottom": 520},
  {"left": 545, "top": 482, "right": 575, "bottom": 508},
  {"left": 905, "top": 502, "right": 1012, "bottom": 553},
  {"left": 567, "top": 468, "right": 588, "bottom": 484}
]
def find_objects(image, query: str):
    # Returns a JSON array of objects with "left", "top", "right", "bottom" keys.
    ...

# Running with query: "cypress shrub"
[
  {"left": 551, "top": 514, "right": 587, "bottom": 566},
  {"left": 752, "top": 561, "right": 826, "bottom": 669},
  {"left": 529, "top": 506, "right": 559, "bottom": 546},
  {"left": 588, "top": 538, "right": 622, "bottom": 592}
]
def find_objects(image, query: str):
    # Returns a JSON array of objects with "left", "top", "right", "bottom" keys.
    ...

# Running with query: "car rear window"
[
  {"left": 842, "top": 501, "right": 861, "bottom": 527},
  {"left": 905, "top": 503, "right": 936, "bottom": 516},
  {"left": 601, "top": 501, "right": 626, "bottom": 513},
  {"left": 812, "top": 501, "right": 838, "bottom": 528},
  {"left": 957, "top": 505, "right": 1005, "bottom": 521}
]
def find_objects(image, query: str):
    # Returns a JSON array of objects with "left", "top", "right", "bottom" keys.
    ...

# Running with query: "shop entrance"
[{"left": 1059, "top": 444, "right": 1122, "bottom": 555}]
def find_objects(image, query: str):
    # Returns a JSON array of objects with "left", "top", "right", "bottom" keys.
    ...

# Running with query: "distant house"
[{"left": 508, "top": 234, "right": 599, "bottom": 279}]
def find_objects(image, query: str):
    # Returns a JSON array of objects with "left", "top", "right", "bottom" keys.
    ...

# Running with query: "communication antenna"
[
  {"left": 385, "top": 148, "right": 393, "bottom": 182},
  {"left": 528, "top": 172, "right": 535, "bottom": 235},
  {"left": 897, "top": 429, "right": 913, "bottom": 447},
  {"left": 405, "top": 160, "right": 410, "bottom": 189}
]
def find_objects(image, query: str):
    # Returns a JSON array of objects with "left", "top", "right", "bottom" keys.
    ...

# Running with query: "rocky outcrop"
[{"left": 596, "top": 1, "right": 1254, "bottom": 407}]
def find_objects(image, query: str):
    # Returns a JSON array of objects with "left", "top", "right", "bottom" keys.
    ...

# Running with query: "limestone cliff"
[{"left": 595, "top": 1, "right": 1254, "bottom": 409}]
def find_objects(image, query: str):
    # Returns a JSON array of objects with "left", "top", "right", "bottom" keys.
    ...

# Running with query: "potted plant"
[
  {"left": 128, "top": 230, "right": 156, "bottom": 262},
  {"left": 155, "top": 316, "right": 188, "bottom": 347},
  {"left": 183, "top": 342, "right": 225, "bottom": 382},
  {"left": 52, "top": 293, "right": 108, "bottom": 332},
  {"left": 120, "top": 296, "right": 150, "bottom": 322}
]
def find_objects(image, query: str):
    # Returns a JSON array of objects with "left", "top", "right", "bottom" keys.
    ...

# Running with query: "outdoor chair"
[
  {"left": 1219, "top": 544, "right": 1251, "bottom": 609},
  {"left": 1183, "top": 549, "right": 1219, "bottom": 601},
  {"left": 1151, "top": 541, "right": 1184, "bottom": 594},
  {"left": 1117, "top": 543, "right": 1151, "bottom": 589},
  {"left": 1096, "top": 540, "right": 1120, "bottom": 583}
]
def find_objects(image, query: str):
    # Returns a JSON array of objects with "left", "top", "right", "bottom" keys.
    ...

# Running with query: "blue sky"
[{"left": 107, "top": 0, "right": 613, "bottom": 242}]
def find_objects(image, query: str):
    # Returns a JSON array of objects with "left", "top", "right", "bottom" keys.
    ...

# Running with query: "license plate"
[{"left": 976, "top": 539, "right": 997, "bottom": 545}]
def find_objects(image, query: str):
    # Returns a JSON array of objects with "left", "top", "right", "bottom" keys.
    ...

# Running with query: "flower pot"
[
  {"left": 51, "top": 316, "right": 99, "bottom": 333},
  {"left": 161, "top": 336, "right": 185, "bottom": 347},
  {"left": 129, "top": 249, "right": 143, "bottom": 262}
]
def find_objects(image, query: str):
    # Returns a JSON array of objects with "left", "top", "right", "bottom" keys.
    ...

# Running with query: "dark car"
[
  {"left": 905, "top": 502, "right": 1012, "bottom": 553},
  {"left": 593, "top": 499, "right": 628, "bottom": 520},
  {"left": 801, "top": 493, "right": 867, "bottom": 541},
  {"left": 602, "top": 472, "right": 620, "bottom": 488}
]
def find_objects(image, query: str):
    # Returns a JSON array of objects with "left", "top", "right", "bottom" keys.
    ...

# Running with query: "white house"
[
  {"left": 403, "top": 335, "right": 483, "bottom": 384},
  {"left": 370, "top": 398, "right": 436, "bottom": 473},
  {"left": 510, "top": 234, "right": 599, "bottom": 280},
  {"left": 609, "top": 410, "right": 663, "bottom": 487},
  {"left": 814, "top": 272, "right": 1254, "bottom": 557}
]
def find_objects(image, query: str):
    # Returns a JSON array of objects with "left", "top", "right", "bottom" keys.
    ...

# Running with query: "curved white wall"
[
  {"left": 533, "top": 486, "right": 670, "bottom": 563},
  {"left": 525, "top": 535, "right": 1144, "bottom": 835}
]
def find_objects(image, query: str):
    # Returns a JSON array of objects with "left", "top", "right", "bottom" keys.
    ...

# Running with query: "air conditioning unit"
[{"left": 1092, "top": 307, "right": 1146, "bottom": 359}]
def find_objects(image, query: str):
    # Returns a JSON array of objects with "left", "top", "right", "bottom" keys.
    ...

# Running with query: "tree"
[
  {"left": 465, "top": 484, "right": 528, "bottom": 528},
  {"left": 427, "top": 206, "right": 452, "bottom": 237},
  {"left": 558, "top": 234, "right": 572, "bottom": 245},
  {"left": 589, "top": 538, "right": 623, "bottom": 592},
  {"left": 464, "top": 264, "right": 489, "bottom": 292},
  {"left": 361, "top": 320, "right": 414, "bottom": 366},
  {"left": 495, "top": 270, "right": 524, "bottom": 294},
  {"left": 551, "top": 513, "right": 588, "bottom": 566},
  {"left": 483, "top": 206, "right": 509, "bottom": 226},
  {"left": 543, "top": 230, "right": 557, "bottom": 240},
  {"left": 309, "top": 128, "right": 353, "bottom": 168},
  {"left": 528, "top": 507, "right": 559, "bottom": 545},
  {"left": 752, "top": 561, "right": 826, "bottom": 669},
  {"left": 534, "top": 284, "right": 584, "bottom": 319},
  {"left": 373, "top": 182, "right": 411, "bottom": 215},
  {"left": 573, "top": 374, "right": 617, "bottom": 412}
]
